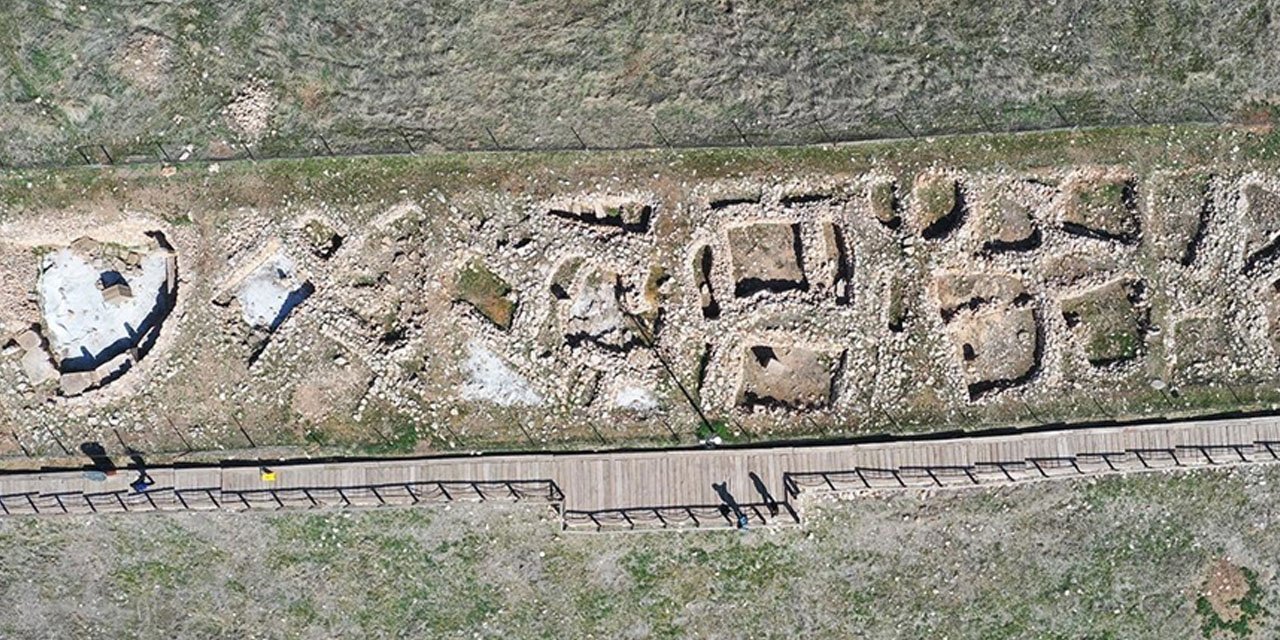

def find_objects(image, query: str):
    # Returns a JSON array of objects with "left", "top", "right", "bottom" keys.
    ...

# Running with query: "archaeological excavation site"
[
  {"left": 0, "top": 127, "right": 1279, "bottom": 457},
  {"left": 6, "top": 232, "right": 177, "bottom": 398}
]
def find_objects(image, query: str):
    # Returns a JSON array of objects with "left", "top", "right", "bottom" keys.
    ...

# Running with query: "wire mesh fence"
[{"left": 0, "top": 94, "right": 1235, "bottom": 172}]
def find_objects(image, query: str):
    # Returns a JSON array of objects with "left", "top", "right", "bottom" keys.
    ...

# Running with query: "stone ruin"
[
  {"left": 727, "top": 222, "right": 808, "bottom": 297},
  {"left": 4, "top": 233, "right": 178, "bottom": 397},
  {"left": 212, "top": 239, "right": 314, "bottom": 363},
  {"left": 12, "top": 160, "right": 1280, "bottom": 450},
  {"left": 738, "top": 344, "right": 844, "bottom": 409},
  {"left": 934, "top": 272, "right": 1039, "bottom": 398}
]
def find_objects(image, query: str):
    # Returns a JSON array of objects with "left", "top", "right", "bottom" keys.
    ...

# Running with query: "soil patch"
[
  {"left": 1063, "top": 171, "right": 1139, "bottom": 243},
  {"left": 1060, "top": 278, "right": 1147, "bottom": 367},
  {"left": 115, "top": 31, "right": 171, "bottom": 92},
  {"left": 738, "top": 344, "right": 843, "bottom": 409},
  {"left": 728, "top": 222, "right": 807, "bottom": 297}
]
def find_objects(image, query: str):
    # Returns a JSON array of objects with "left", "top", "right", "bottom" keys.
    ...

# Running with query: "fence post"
[
  {"left": 1051, "top": 104, "right": 1072, "bottom": 128},
  {"left": 587, "top": 421, "right": 606, "bottom": 445},
  {"left": 730, "top": 119, "right": 750, "bottom": 146},
  {"left": 1196, "top": 100, "right": 1221, "bottom": 123},
  {"left": 892, "top": 112, "right": 916, "bottom": 139},
  {"left": 812, "top": 115, "right": 833, "bottom": 143},
  {"left": 44, "top": 426, "right": 71, "bottom": 456},
  {"left": 484, "top": 126, "right": 503, "bottom": 151},
  {"left": 232, "top": 416, "right": 257, "bottom": 448},
  {"left": 1126, "top": 103, "right": 1149, "bottom": 125},
  {"left": 165, "top": 416, "right": 195, "bottom": 454},
  {"left": 569, "top": 125, "right": 587, "bottom": 150},
  {"left": 9, "top": 430, "right": 31, "bottom": 457},
  {"left": 973, "top": 107, "right": 995, "bottom": 134},
  {"left": 515, "top": 420, "right": 537, "bottom": 447},
  {"left": 439, "top": 421, "right": 463, "bottom": 448},
  {"left": 399, "top": 128, "right": 417, "bottom": 155},
  {"left": 651, "top": 121, "right": 673, "bottom": 149}
]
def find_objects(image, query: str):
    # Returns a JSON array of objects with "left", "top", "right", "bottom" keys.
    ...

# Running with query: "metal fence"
[
  {"left": 0, "top": 478, "right": 563, "bottom": 516},
  {"left": 783, "top": 440, "right": 1280, "bottom": 497}
]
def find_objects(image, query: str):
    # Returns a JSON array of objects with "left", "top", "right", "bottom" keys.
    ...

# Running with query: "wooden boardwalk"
[{"left": 3, "top": 415, "right": 1280, "bottom": 531}]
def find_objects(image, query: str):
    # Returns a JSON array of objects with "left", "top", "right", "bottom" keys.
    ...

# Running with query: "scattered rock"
[
  {"left": 223, "top": 78, "right": 277, "bottom": 142},
  {"left": 1147, "top": 170, "right": 1211, "bottom": 265}
]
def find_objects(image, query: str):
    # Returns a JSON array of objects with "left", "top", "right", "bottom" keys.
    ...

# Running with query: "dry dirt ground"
[
  {"left": 0, "top": 464, "right": 1275, "bottom": 639},
  {"left": 0, "top": 1, "right": 1273, "bottom": 165},
  {"left": 4, "top": 125, "right": 1280, "bottom": 458}
]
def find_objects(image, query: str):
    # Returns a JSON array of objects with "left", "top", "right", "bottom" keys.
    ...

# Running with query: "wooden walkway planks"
[{"left": 4, "top": 415, "right": 1280, "bottom": 524}]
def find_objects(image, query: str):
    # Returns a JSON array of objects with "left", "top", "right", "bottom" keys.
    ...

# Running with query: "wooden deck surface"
[{"left": 3, "top": 415, "right": 1280, "bottom": 526}]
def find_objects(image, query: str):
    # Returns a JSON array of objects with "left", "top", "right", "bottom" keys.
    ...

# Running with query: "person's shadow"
[
  {"left": 79, "top": 442, "right": 116, "bottom": 475},
  {"left": 120, "top": 445, "right": 153, "bottom": 493},
  {"left": 749, "top": 472, "right": 778, "bottom": 516},
  {"left": 712, "top": 482, "right": 748, "bottom": 529}
]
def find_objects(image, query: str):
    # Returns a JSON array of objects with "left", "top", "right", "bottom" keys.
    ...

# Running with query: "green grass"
[
  {"left": 2, "top": 465, "right": 1280, "bottom": 637},
  {"left": 695, "top": 417, "right": 734, "bottom": 442},
  {"left": 108, "top": 519, "right": 227, "bottom": 599},
  {"left": 267, "top": 510, "right": 505, "bottom": 636},
  {"left": 360, "top": 419, "right": 420, "bottom": 455},
  {"left": 0, "top": 1, "right": 1266, "bottom": 167}
]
